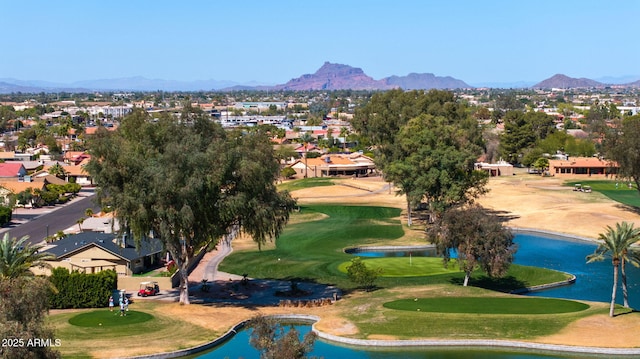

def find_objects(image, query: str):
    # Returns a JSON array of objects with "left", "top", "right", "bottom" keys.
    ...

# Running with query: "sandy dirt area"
[{"left": 139, "top": 173, "right": 640, "bottom": 351}]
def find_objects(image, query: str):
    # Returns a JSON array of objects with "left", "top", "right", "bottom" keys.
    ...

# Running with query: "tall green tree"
[
  {"left": 0, "top": 233, "right": 54, "bottom": 279},
  {"left": 0, "top": 277, "right": 61, "bottom": 359},
  {"left": 85, "top": 109, "right": 296, "bottom": 304},
  {"left": 386, "top": 114, "right": 488, "bottom": 224},
  {"left": 429, "top": 205, "right": 515, "bottom": 287},
  {"left": 587, "top": 222, "right": 640, "bottom": 315},
  {"left": 499, "top": 111, "right": 556, "bottom": 165},
  {"left": 352, "top": 89, "right": 482, "bottom": 224},
  {"left": 606, "top": 115, "right": 640, "bottom": 191},
  {"left": 0, "top": 235, "right": 59, "bottom": 357}
]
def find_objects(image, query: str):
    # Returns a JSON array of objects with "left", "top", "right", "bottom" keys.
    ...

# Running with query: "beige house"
[
  {"left": 34, "top": 232, "right": 164, "bottom": 277},
  {"left": 475, "top": 161, "right": 514, "bottom": 176},
  {"left": 289, "top": 153, "right": 376, "bottom": 178}
]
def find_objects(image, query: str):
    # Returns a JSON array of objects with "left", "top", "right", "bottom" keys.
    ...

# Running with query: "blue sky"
[{"left": 1, "top": 0, "right": 639, "bottom": 85}]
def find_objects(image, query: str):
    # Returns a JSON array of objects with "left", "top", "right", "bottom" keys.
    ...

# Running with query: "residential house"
[
  {"left": 548, "top": 157, "right": 618, "bottom": 177},
  {"left": 475, "top": 161, "right": 514, "bottom": 176},
  {"left": 0, "top": 175, "right": 66, "bottom": 206},
  {"left": 41, "top": 163, "right": 93, "bottom": 186},
  {"left": 63, "top": 151, "right": 91, "bottom": 165},
  {"left": 0, "top": 162, "right": 27, "bottom": 178},
  {"left": 34, "top": 232, "right": 164, "bottom": 276},
  {"left": 288, "top": 153, "right": 376, "bottom": 178}
]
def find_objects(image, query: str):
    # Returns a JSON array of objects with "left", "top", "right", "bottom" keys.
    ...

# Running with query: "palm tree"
[
  {"left": 299, "top": 132, "right": 314, "bottom": 178},
  {"left": 76, "top": 217, "right": 86, "bottom": 233},
  {"left": 340, "top": 126, "right": 349, "bottom": 152},
  {"left": 48, "top": 163, "right": 68, "bottom": 180},
  {"left": 587, "top": 222, "right": 640, "bottom": 316},
  {"left": 0, "top": 233, "right": 54, "bottom": 279}
]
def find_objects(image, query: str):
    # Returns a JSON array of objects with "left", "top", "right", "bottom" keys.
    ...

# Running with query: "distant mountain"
[
  {"left": 625, "top": 79, "right": 640, "bottom": 87},
  {"left": 4, "top": 67, "right": 640, "bottom": 93},
  {"left": 532, "top": 74, "right": 605, "bottom": 89},
  {"left": 269, "top": 62, "right": 470, "bottom": 91},
  {"left": 595, "top": 75, "right": 640, "bottom": 84},
  {"left": 70, "top": 77, "right": 241, "bottom": 91},
  {"left": 0, "top": 77, "right": 266, "bottom": 93},
  {"left": 383, "top": 73, "right": 470, "bottom": 89},
  {"left": 274, "top": 62, "right": 386, "bottom": 91},
  {"left": 0, "top": 81, "right": 44, "bottom": 93}
]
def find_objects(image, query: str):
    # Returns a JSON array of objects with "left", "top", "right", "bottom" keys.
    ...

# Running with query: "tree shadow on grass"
[
  {"left": 614, "top": 307, "right": 638, "bottom": 317},
  {"left": 484, "top": 209, "right": 521, "bottom": 224},
  {"left": 614, "top": 203, "right": 640, "bottom": 216},
  {"left": 450, "top": 275, "right": 527, "bottom": 293}
]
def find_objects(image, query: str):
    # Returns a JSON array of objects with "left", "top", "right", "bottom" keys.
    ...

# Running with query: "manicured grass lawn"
[
  {"left": 220, "top": 205, "right": 404, "bottom": 288},
  {"left": 336, "top": 258, "right": 569, "bottom": 288},
  {"left": 338, "top": 257, "right": 458, "bottom": 277},
  {"left": 49, "top": 302, "right": 218, "bottom": 358},
  {"left": 566, "top": 180, "right": 640, "bottom": 207},
  {"left": 383, "top": 296, "right": 590, "bottom": 314},
  {"left": 221, "top": 205, "right": 569, "bottom": 292},
  {"left": 68, "top": 310, "right": 153, "bottom": 327},
  {"left": 277, "top": 178, "right": 336, "bottom": 192},
  {"left": 339, "top": 285, "right": 607, "bottom": 340}
]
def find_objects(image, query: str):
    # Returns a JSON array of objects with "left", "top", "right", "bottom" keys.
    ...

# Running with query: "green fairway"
[
  {"left": 566, "top": 180, "right": 640, "bottom": 207},
  {"left": 220, "top": 204, "right": 570, "bottom": 292},
  {"left": 68, "top": 310, "right": 154, "bottom": 327},
  {"left": 277, "top": 178, "right": 336, "bottom": 192},
  {"left": 383, "top": 297, "right": 590, "bottom": 314},
  {"left": 338, "top": 257, "right": 460, "bottom": 277}
]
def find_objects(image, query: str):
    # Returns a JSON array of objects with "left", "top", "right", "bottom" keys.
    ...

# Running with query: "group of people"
[{"left": 108, "top": 294, "right": 129, "bottom": 316}]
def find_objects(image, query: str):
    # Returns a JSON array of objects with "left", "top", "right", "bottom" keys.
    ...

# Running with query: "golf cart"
[{"left": 137, "top": 281, "right": 160, "bottom": 297}]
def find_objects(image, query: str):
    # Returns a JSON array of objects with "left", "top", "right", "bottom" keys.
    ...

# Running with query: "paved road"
[{"left": 1, "top": 188, "right": 101, "bottom": 245}]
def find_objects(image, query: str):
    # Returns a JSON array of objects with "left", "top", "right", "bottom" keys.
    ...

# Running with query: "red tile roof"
[{"left": 0, "top": 163, "right": 25, "bottom": 177}]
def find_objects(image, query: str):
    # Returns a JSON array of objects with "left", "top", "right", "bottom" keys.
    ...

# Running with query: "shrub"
[
  {"left": 48, "top": 268, "right": 117, "bottom": 309},
  {"left": 0, "top": 205, "right": 11, "bottom": 226},
  {"left": 281, "top": 167, "right": 296, "bottom": 179},
  {"left": 346, "top": 257, "right": 382, "bottom": 291}
]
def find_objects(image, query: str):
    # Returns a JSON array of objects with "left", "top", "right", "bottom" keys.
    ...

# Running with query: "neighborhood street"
[{"left": 1, "top": 188, "right": 101, "bottom": 245}]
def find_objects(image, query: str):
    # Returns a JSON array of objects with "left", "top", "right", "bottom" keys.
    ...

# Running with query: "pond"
[
  {"left": 195, "top": 324, "right": 612, "bottom": 359},
  {"left": 190, "top": 232, "right": 637, "bottom": 358}
]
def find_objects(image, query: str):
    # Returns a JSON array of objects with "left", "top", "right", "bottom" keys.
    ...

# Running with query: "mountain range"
[{"left": 1, "top": 63, "right": 639, "bottom": 93}]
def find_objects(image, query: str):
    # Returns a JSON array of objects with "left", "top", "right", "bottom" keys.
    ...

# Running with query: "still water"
[{"left": 194, "top": 233, "right": 635, "bottom": 359}]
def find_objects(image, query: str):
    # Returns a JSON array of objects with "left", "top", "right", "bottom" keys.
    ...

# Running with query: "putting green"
[
  {"left": 384, "top": 297, "right": 590, "bottom": 314},
  {"left": 68, "top": 310, "right": 154, "bottom": 327},
  {"left": 338, "top": 257, "right": 457, "bottom": 277}
]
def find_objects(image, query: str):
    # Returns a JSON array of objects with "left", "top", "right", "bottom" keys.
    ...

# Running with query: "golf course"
[{"left": 48, "top": 174, "right": 640, "bottom": 358}]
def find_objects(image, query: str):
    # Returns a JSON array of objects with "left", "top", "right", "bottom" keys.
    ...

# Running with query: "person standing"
[{"left": 109, "top": 296, "right": 114, "bottom": 312}]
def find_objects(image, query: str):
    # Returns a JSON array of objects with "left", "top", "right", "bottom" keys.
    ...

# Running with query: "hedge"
[
  {"left": 0, "top": 205, "right": 11, "bottom": 226},
  {"left": 48, "top": 268, "right": 117, "bottom": 309}
]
